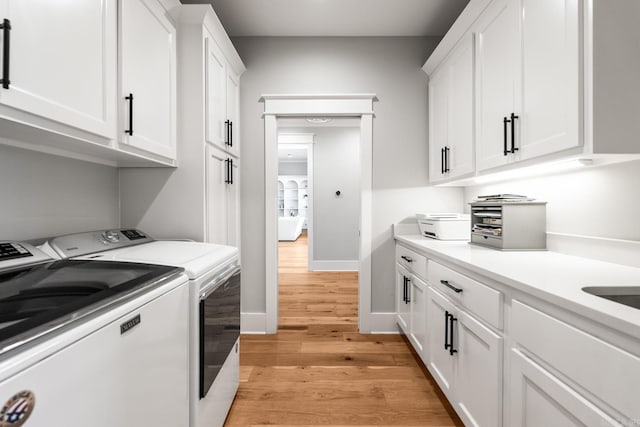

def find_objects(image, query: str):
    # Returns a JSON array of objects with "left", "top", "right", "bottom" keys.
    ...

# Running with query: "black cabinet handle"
[
  {"left": 448, "top": 313, "right": 458, "bottom": 356},
  {"left": 510, "top": 112, "right": 519, "bottom": 153},
  {"left": 440, "top": 147, "right": 445, "bottom": 174},
  {"left": 440, "top": 279, "right": 463, "bottom": 293},
  {"left": 444, "top": 146, "right": 450, "bottom": 173},
  {"left": 224, "top": 158, "right": 231, "bottom": 184},
  {"left": 405, "top": 277, "right": 410, "bottom": 304},
  {"left": 0, "top": 19, "right": 11, "bottom": 89},
  {"left": 444, "top": 311, "right": 450, "bottom": 350},
  {"left": 402, "top": 276, "right": 407, "bottom": 303},
  {"left": 400, "top": 255, "right": 413, "bottom": 263},
  {"left": 230, "top": 158, "right": 234, "bottom": 184},
  {"left": 125, "top": 93, "right": 134, "bottom": 135},
  {"left": 225, "top": 120, "right": 231, "bottom": 146},
  {"left": 229, "top": 121, "right": 233, "bottom": 147},
  {"left": 503, "top": 116, "right": 509, "bottom": 156}
]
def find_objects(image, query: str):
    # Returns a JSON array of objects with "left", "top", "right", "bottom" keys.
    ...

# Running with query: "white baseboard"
[
  {"left": 367, "top": 312, "right": 400, "bottom": 334},
  {"left": 309, "top": 260, "right": 359, "bottom": 271},
  {"left": 241, "top": 312, "right": 267, "bottom": 334},
  {"left": 547, "top": 232, "right": 640, "bottom": 268}
]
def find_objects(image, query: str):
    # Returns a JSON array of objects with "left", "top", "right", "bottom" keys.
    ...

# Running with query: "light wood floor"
[{"left": 224, "top": 232, "right": 462, "bottom": 426}]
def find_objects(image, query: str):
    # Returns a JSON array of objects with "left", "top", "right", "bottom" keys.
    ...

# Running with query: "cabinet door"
[
  {"left": 0, "top": 0, "right": 116, "bottom": 138},
  {"left": 476, "top": 0, "right": 520, "bottom": 171},
  {"left": 518, "top": 0, "right": 581, "bottom": 160},
  {"left": 395, "top": 265, "right": 411, "bottom": 333},
  {"left": 428, "top": 68, "right": 448, "bottom": 183},
  {"left": 455, "top": 311, "right": 503, "bottom": 427},
  {"left": 509, "top": 348, "right": 619, "bottom": 427},
  {"left": 205, "top": 37, "right": 227, "bottom": 152},
  {"left": 226, "top": 157, "right": 240, "bottom": 249},
  {"left": 206, "top": 146, "right": 228, "bottom": 245},
  {"left": 409, "top": 275, "right": 428, "bottom": 361},
  {"left": 446, "top": 34, "right": 475, "bottom": 179},
  {"left": 226, "top": 70, "right": 240, "bottom": 158},
  {"left": 120, "top": 0, "right": 176, "bottom": 160},
  {"left": 427, "top": 287, "right": 455, "bottom": 396}
]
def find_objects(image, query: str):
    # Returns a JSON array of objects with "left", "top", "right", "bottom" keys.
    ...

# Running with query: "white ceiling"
[{"left": 195, "top": 0, "right": 469, "bottom": 37}]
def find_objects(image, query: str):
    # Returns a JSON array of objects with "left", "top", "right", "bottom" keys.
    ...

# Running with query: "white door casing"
[{"left": 261, "top": 94, "right": 376, "bottom": 334}]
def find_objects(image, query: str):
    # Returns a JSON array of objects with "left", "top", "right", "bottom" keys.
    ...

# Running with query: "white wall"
[
  {"left": 464, "top": 159, "right": 640, "bottom": 241},
  {"left": 0, "top": 145, "right": 119, "bottom": 240},
  {"left": 235, "top": 37, "right": 464, "bottom": 314},
  {"left": 312, "top": 127, "right": 360, "bottom": 262},
  {"left": 278, "top": 161, "right": 307, "bottom": 176}
]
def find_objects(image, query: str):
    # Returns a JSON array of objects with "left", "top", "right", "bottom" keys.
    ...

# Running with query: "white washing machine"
[
  {"left": 0, "top": 240, "right": 190, "bottom": 427},
  {"left": 41, "top": 229, "right": 240, "bottom": 427}
]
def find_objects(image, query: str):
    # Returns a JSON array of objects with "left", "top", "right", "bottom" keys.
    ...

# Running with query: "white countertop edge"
[{"left": 394, "top": 233, "right": 640, "bottom": 341}]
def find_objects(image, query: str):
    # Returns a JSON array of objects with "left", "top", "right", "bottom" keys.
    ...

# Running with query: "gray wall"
[
  {"left": 278, "top": 161, "right": 307, "bottom": 176},
  {"left": 313, "top": 127, "right": 360, "bottom": 261},
  {"left": 235, "top": 37, "right": 464, "bottom": 314},
  {"left": 0, "top": 145, "right": 119, "bottom": 241}
]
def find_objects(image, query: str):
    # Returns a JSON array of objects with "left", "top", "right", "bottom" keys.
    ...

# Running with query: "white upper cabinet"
[
  {"left": 0, "top": 0, "right": 116, "bottom": 139},
  {"left": 205, "top": 34, "right": 241, "bottom": 158},
  {"left": 475, "top": 0, "right": 520, "bottom": 171},
  {"left": 119, "top": 0, "right": 177, "bottom": 162},
  {"left": 477, "top": 0, "right": 581, "bottom": 170},
  {"left": 517, "top": 0, "right": 580, "bottom": 160},
  {"left": 428, "top": 33, "right": 475, "bottom": 183}
]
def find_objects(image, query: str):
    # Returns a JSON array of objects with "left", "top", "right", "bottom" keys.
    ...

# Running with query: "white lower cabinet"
[
  {"left": 409, "top": 275, "right": 428, "bottom": 358},
  {"left": 427, "top": 287, "right": 503, "bottom": 427},
  {"left": 206, "top": 145, "right": 240, "bottom": 248},
  {"left": 509, "top": 348, "right": 619, "bottom": 427}
]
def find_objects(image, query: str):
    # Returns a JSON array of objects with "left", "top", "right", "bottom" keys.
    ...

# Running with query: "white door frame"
[{"left": 261, "top": 94, "right": 376, "bottom": 334}]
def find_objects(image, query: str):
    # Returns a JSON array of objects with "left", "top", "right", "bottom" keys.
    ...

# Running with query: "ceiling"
[{"left": 184, "top": 0, "right": 469, "bottom": 37}]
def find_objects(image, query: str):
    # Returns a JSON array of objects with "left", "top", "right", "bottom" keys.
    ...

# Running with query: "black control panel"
[
  {"left": 121, "top": 229, "right": 147, "bottom": 241},
  {"left": 0, "top": 243, "right": 33, "bottom": 261}
]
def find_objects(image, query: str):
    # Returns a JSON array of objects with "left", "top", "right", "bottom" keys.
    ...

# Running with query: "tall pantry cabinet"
[{"left": 119, "top": 4, "right": 245, "bottom": 249}]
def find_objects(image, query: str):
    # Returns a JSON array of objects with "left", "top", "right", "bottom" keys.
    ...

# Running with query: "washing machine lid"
[
  {"left": 79, "top": 241, "right": 238, "bottom": 279},
  {"left": 0, "top": 259, "right": 184, "bottom": 358}
]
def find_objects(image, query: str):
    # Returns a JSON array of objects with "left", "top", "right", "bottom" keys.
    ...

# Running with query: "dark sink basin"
[{"left": 582, "top": 286, "right": 640, "bottom": 310}]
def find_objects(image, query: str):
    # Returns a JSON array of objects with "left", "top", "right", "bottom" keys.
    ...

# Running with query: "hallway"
[{"left": 224, "top": 232, "right": 462, "bottom": 426}]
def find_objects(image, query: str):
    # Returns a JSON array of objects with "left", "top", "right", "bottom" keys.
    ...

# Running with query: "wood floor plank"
[{"left": 224, "top": 232, "right": 462, "bottom": 426}]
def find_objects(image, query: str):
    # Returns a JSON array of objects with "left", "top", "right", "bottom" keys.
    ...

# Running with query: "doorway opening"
[
  {"left": 277, "top": 120, "right": 361, "bottom": 328},
  {"left": 262, "top": 94, "right": 376, "bottom": 334}
]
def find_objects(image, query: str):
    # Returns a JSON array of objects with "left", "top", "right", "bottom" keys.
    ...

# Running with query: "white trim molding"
[
  {"left": 241, "top": 312, "right": 268, "bottom": 334},
  {"left": 262, "top": 93, "right": 377, "bottom": 334},
  {"left": 369, "top": 313, "right": 400, "bottom": 334}
]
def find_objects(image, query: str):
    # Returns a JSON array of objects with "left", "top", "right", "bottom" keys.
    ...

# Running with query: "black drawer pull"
[
  {"left": 503, "top": 116, "right": 509, "bottom": 156},
  {"left": 400, "top": 255, "right": 413, "bottom": 263},
  {"left": 448, "top": 313, "right": 458, "bottom": 356},
  {"left": 510, "top": 112, "right": 519, "bottom": 153},
  {"left": 440, "top": 279, "right": 463, "bottom": 293},
  {"left": 444, "top": 311, "right": 450, "bottom": 350},
  {"left": 0, "top": 19, "right": 11, "bottom": 89}
]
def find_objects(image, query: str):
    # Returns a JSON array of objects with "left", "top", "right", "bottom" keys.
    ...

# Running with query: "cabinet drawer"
[
  {"left": 396, "top": 245, "right": 427, "bottom": 279},
  {"left": 511, "top": 300, "right": 640, "bottom": 421},
  {"left": 471, "top": 233, "right": 503, "bottom": 249},
  {"left": 428, "top": 260, "right": 502, "bottom": 329}
]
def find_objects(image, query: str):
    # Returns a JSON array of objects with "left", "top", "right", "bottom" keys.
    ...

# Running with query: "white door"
[
  {"left": 446, "top": 33, "right": 475, "bottom": 179},
  {"left": 455, "top": 311, "right": 503, "bottom": 427},
  {"left": 518, "top": 0, "right": 581, "bottom": 160},
  {"left": 396, "top": 265, "right": 411, "bottom": 333},
  {"left": 409, "top": 275, "right": 428, "bottom": 361},
  {"left": 476, "top": 0, "right": 520, "bottom": 171},
  {"left": 205, "top": 36, "right": 227, "bottom": 152},
  {"left": 0, "top": 0, "right": 116, "bottom": 138},
  {"left": 427, "top": 287, "right": 455, "bottom": 396},
  {"left": 207, "top": 146, "right": 228, "bottom": 245},
  {"left": 509, "top": 348, "right": 619, "bottom": 427},
  {"left": 226, "top": 70, "right": 240, "bottom": 158},
  {"left": 428, "top": 68, "right": 449, "bottom": 183},
  {"left": 120, "top": 0, "right": 176, "bottom": 160}
]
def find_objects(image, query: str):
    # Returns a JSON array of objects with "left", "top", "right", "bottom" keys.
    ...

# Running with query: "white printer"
[{"left": 416, "top": 213, "right": 470, "bottom": 240}]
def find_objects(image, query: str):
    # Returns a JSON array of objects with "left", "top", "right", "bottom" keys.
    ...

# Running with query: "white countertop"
[{"left": 395, "top": 234, "right": 640, "bottom": 340}]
